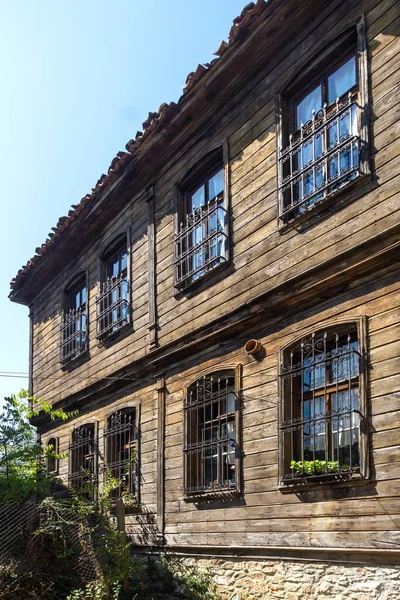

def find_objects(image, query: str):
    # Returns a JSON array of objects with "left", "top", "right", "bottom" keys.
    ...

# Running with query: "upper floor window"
[
  {"left": 60, "top": 275, "right": 87, "bottom": 364},
  {"left": 104, "top": 408, "right": 138, "bottom": 500},
  {"left": 183, "top": 368, "right": 241, "bottom": 497},
  {"left": 277, "top": 19, "right": 369, "bottom": 224},
  {"left": 279, "top": 319, "right": 368, "bottom": 485},
  {"left": 68, "top": 423, "right": 97, "bottom": 500},
  {"left": 174, "top": 145, "right": 229, "bottom": 290},
  {"left": 97, "top": 237, "right": 130, "bottom": 339}
]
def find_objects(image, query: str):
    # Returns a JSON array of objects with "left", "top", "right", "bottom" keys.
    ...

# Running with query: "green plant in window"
[{"left": 290, "top": 460, "right": 339, "bottom": 476}]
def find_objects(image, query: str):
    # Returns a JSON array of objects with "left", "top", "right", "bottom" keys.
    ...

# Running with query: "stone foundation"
[{"left": 178, "top": 557, "right": 400, "bottom": 600}]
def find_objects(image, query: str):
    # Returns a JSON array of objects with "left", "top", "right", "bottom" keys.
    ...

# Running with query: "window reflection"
[
  {"left": 328, "top": 56, "right": 356, "bottom": 103},
  {"left": 296, "top": 85, "right": 322, "bottom": 128}
]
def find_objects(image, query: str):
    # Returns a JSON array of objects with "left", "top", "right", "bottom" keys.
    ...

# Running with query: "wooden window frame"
[
  {"left": 60, "top": 272, "right": 89, "bottom": 365},
  {"left": 103, "top": 403, "right": 140, "bottom": 503},
  {"left": 174, "top": 141, "right": 231, "bottom": 292},
  {"left": 96, "top": 229, "right": 132, "bottom": 340},
  {"left": 68, "top": 421, "right": 99, "bottom": 501},
  {"left": 183, "top": 364, "right": 242, "bottom": 501},
  {"left": 276, "top": 15, "right": 370, "bottom": 228},
  {"left": 278, "top": 316, "right": 369, "bottom": 489},
  {"left": 45, "top": 436, "right": 59, "bottom": 475}
]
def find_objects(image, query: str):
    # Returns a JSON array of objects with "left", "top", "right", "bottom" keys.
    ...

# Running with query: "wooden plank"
[{"left": 156, "top": 375, "right": 165, "bottom": 536}]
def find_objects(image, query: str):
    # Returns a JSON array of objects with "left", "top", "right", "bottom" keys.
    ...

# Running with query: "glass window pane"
[
  {"left": 208, "top": 169, "right": 224, "bottom": 201},
  {"left": 190, "top": 184, "right": 205, "bottom": 212},
  {"left": 111, "top": 258, "right": 119, "bottom": 277},
  {"left": 227, "top": 391, "right": 236, "bottom": 414},
  {"left": 120, "top": 250, "right": 128, "bottom": 273},
  {"left": 328, "top": 56, "right": 356, "bottom": 103},
  {"left": 331, "top": 341, "right": 359, "bottom": 382},
  {"left": 296, "top": 85, "right": 322, "bottom": 128},
  {"left": 302, "top": 140, "right": 313, "bottom": 167},
  {"left": 74, "top": 290, "right": 81, "bottom": 309}
]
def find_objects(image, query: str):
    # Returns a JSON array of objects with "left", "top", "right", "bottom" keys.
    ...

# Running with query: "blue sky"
[{"left": 0, "top": 0, "right": 247, "bottom": 403}]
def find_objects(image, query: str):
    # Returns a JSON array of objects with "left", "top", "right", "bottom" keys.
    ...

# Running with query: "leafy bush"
[{"left": 0, "top": 391, "right": 75, "bottom": 502}]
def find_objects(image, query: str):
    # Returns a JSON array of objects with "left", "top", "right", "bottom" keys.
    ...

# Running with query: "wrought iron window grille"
[
  {"left": 279, "top": 92, "right": 360, "bottom": 221},
  {"left": 174, "top": 192, "right": 229, "bottom": 290},
  {"left": 104, "top": 409, "right": 138, "bottom": 500},
  {"left": 96, "top": 274, "right": 129, "bottom": 339},
  {"left": 279, "top": 329, "right": 363, "bottom": 483},
  {"left": 184, "top": 373, "right": 238, "bottom": 495},
  {"left": 68, "top": 425, "right": 97, "bottom": 501},
  {"left": 60, "top": 306, "right": 87, "bottom": 364}
]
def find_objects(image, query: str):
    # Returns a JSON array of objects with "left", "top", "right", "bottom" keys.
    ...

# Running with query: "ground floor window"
[
  {"left": 104, "top": 408, "right": 138, "bottom": 500},
  {"left": 68, "top": 424, "right": 96, "bottom": 500},
  {"left": 184, "top": 370, "right": 240, "bottom": 495}
]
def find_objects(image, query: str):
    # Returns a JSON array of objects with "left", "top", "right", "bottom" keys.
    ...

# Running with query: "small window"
[
  {"left": 184, "top": 369, "right": 240, "bottom": 496},
  {"left": 60, "top": 276, "right": 87, "bottom": 364},
  {"left": 277, "top": 19, "right": 369, "bottom": 223},
  {"left": 68, "top": 424, "right": 97, "bottom": 500},
  {"left": 104, "top": 408, "right": 138, "bottom": 500},
  {"left": 96, "top": 237, "right": 130, "bottom": 339},
  {"left": 279, "top": 321, "right": 368, "bottom": 484},
  {"left": 174, "top": 146, "right": 229, "bottom": 289},
  {"left": 46, "top": 437, "right": 58, "bottom": 474}
]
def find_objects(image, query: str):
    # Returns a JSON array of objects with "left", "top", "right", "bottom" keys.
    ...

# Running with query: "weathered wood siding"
[
  {"left": 153, "top": 0, "right": 400, "bottom": 348},
  {"left": 30, "top": 0, "right": 400, "bottom": 554},
  {"left": 40, "top": 261, "right": 400, "bottom": 550},
  {"left": 31, "top": 190, "right": 151, "bottom": 404},
  {"left": 160, "top": 263, "right": 400, "bottom": 549},
  {"left": 41, "top": 379, "right": 159, "bottom": 523},
  {"left": 30, "top": 0, "right": 399, "bottom": 408}
]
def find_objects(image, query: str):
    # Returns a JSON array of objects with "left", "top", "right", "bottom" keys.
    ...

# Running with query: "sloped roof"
[{"left": 10, "top": 0, "right": 268, "bottom": 296}]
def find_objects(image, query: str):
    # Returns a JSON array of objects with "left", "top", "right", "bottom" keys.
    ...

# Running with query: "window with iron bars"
[
  {"left": 97, "top": 242, "right": 129, "bottom": 339},
  {"left": 45, "top": 437, "right": 59, "bottom": 474},
  {"left": 68, "top": 424, "right": 97, "bottom": 501},
  {"left": 60, "top": 278, "right": 87, "bottom": 364},
  {"left": 104, "top": 409, "right": 139, "bottom": 500},
  {"left": 279, "top": 323, "right": 368, "bottom": 484},
  {"left": 174, "top": 147, "right": 229, "bottom": 290},
  {"left": 184, "top": 370, "right": 240, "bottom": 496},
  {"left": 277, "top": 20, "right": 369, "bottom": 223}
]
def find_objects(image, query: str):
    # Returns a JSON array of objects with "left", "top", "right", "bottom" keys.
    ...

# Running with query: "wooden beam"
[
  {"left": 147, "top": 185, "right": 157, "bottom": 348},
  {"left": 156, "top": 373, "right": 166, "bottom": 539}
]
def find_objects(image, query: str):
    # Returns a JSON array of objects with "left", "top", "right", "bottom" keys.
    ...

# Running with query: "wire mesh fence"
[
  {"left": 0, "top": 498, "right": 100, "bottom": 586},
  {"left": 0, "top": 500, "right": 39, "bottom": 564}
]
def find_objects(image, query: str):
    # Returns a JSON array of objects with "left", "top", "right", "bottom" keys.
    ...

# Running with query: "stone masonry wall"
[{"left": 179, "top": 557, "right": 400, "bottom": 600}]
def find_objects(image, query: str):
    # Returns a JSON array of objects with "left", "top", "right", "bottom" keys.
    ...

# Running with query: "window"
[
  {"left": 104, "top": 408, "right": 139, "bottom": 500},
  {"left": 277, "top": 19, "right": 369, "bottom": 223},
  {"left": 68, "top": 424, "right": 97, "bottom": 500},
  {"left": 60, "top": 276, "right": 87, "bottom": 364},
  {"left": 45, "top": 437, "right": 58, "bottom": 474},
  {"left": 184, "top": 368, "right": 241, "bottom": 496},
  {"left": 279, "top": 320, "right": 368, "bottom": 484},
  {"left": 174, "top": 146, "right": 229, "bottom": 289},
  {"left": 97, "top": 237, "right": 130, "bottom": 338}
]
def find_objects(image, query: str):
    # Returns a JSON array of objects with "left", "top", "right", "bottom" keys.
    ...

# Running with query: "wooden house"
[{"left": 10, "top": 0, "right": 400, "bottom": 596}]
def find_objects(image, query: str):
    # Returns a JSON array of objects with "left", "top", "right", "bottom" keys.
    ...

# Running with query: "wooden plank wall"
[
  {"left": 161, "top": 263, "right": 400, "bottom": 549},
  {"left": 32, "top": 0, "right": 399, "bottom": 470},
  {"left": 41, "top": 380, "right": 159, "bottom": 526},
  {"left": 31, "top": 190, "right": 152, "bottom": 404},
  {"left": 153, "top": 0, "right": 400, "bottom": 349},
  {"left": 40, "top": 260, "right": 399, "bottom": 550}
]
